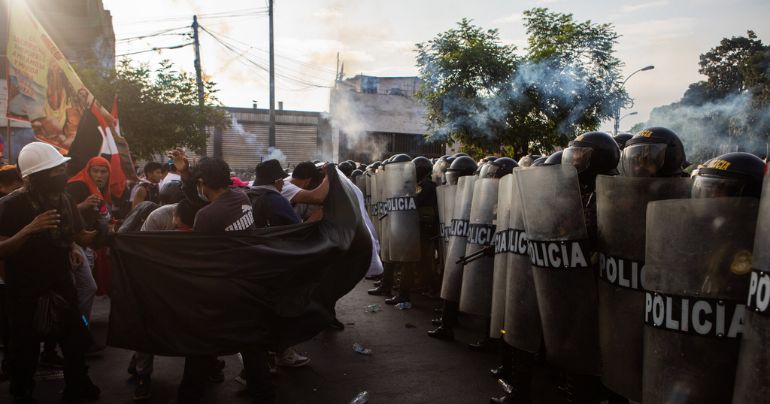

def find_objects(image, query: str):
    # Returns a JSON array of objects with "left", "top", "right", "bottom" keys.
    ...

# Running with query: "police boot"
[
  {"left": 490, "top": 341, "right": 514, "bottom": 382},
  {"left": 426, "top": 325, "right": 454, "bottom": 341},
  {"left": 468, "top": 336, "right": 498, "bottom": 353},
  {"left": 489, "top": 377, "right": 531, "bottom": 404},
  {"left": 368, "top": 264, "right": 393, "bottom": 296}
]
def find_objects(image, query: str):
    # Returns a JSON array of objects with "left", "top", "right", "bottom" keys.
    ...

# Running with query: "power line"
[
  {"left": 200, "top": 26, "right": 331, "bottom": 89},
  {"left": 116, "top": 43, "right": 193, "bottom": 57}
]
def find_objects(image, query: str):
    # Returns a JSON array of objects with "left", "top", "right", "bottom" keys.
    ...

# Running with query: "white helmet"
[{"left": 18, "top": 142, "right": 71, "bottom": 178}]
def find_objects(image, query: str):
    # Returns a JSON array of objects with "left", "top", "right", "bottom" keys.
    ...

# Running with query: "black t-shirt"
[
  {"left": 0, "top": 191, "right": 84, "bottom": 297},
  {"left": 194, "top": 189, "right": 256, "bottom": 233}
]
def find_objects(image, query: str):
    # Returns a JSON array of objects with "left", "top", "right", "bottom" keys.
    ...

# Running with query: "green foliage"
[
  {"left": 415, "top": 10, "right": 626, "bottom": 158},
  {"left": 77, "top": 59, "right": 228, "bottom": 159}
]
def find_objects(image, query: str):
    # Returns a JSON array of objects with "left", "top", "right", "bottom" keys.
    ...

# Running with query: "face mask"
[
  {"left": 197, "top": 184, "right": 209, "bottom": 202},
  {"left": 31, "top": 173, "right": 68, "bottom": 195}
]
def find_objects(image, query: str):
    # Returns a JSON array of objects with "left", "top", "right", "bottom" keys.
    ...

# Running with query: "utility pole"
[
  {"left": 192, "top": 15, "right": 207, "bottom": 156},
  {"left": 268, "top": 0, "right": 276, "bottom": 148}
]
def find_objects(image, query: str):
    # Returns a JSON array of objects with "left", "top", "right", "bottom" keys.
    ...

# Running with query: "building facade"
[
  {"left": 204, "top": 107, "right": 326, "bottom": 174},
  {"left": 329, "top": 75, "right": 446, "bottom": 163}
]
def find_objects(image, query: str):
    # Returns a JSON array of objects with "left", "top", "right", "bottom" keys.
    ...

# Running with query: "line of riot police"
[{"left": 352, "top": 126, "right": 770, "bottom": 404}]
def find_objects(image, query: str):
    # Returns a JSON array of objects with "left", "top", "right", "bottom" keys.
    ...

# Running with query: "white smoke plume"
[{"left": 646, "top": 91, "right": 770, "bottom": 163}]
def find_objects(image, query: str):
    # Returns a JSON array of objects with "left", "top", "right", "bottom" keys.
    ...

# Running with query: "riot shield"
[
  {"left": 441, "top": 185, "right": 457, "bottom": 263},
  {"left": 490, "top": 174, "right": 513, "bottom": 338},
  {"left": 365, "top": 173, "right": 373, "bottom": 224},
  {"left": 514, "top": 164, "right": 599, "bottom": 374},
  {"left": 644, "top": 198, "right": 758, "bottom": 404},
  {"left": 596, "top": 175, "right": 691, "bottom": 401},
  {"left": 440, "top": 175, "right": 477, "bottom": 302},
  {"left": 460, "top": 177, "right": 499, "bottom": 316},
  {"left": 354, "top": 174, "right": 366, "bottom": 195},
  {"left": 375, "top": 168, "right": 390, "bottom": 262},
  {"left": 502, "top": 170, "right": 542, "bottom": 352},
  {"left": 436, "top": 185, "right": 448, "bottom": 267},
  {"left": 384, "top": 161, "right": 421, "bottom": 262},
  {"left": 732, "top": 175, "right": 770, "bottom": 404}
]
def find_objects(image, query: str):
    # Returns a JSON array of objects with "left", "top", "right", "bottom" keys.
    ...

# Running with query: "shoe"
[
  {"left": 234, "top": 368, "right": 247, "bottom": 386},
  {"left": 277, "top": 348, "right": 310, "bottom": 367},
  {"left": 468, "top": 338, "right": 498, "bottom": 353},
  {"left": 373, "top": 280, "right": 382, "bottom": 287},
  {"left": 367, "top": 285, "right": 392, "bottom": 296},
  {"left": 39, "top": 350, "right": 64, "bottom": 369},
  {"left": 268, "top": 353, "right": 278, "bottom": 375},
  {"left": 208, "top": 368, "right": 225, "bottom": 383},
  {"left": 385, "top": 295, "right": 410, "bottom": 305},
  {"left": 133, "top": 375, "right": 152, "bottom": 401},
  {"left": 329, "top": 317, "right": 345, "bottom": 330},
  {"left": 365, "top": 274, "right": 382, "bottom": 281},
  {"left": 427, "top": 326, "right": 454, "bottom": 341},
  {"left": 431, "top": 317, "right": 442, "bottom": 326},
  {"left": 62, "top": 378, "right": 100, "bottom": 403},
  {"left": 490, "top": 365, "right": 512, "bottom": 381}
]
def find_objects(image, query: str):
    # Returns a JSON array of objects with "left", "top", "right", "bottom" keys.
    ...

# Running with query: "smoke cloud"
[{"left": 646, "top": 91, "right": 770, "bottom": 163}]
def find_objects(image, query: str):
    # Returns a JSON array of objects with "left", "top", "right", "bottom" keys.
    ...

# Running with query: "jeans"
[{"left": 71, "top": 246, "right": 97, "bottom": 321}]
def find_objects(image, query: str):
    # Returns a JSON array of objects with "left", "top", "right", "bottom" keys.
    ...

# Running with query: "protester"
[
  {"left": 285, "top": 161, "right": 324, "bottom": 222},
  {"left": 0, "top": 164, "right": 22, "bottom": 383},
  {"left": 0, "top": 142, "right": 100, "bottom": 403},
  {"left": 130, "top": 162, "right": 163, "bottom": 210},
  {"left": 126, "top": 181, "right": 186, "bottom": 401},
  {"left": 249, "top": 159, "right": 301, "bottom": 227},
  {"left": 280, "top": 161, "right": 330, "bottom": 216},
  {"left": 171, "top": 155, "right": 275, "bottom": 404}
]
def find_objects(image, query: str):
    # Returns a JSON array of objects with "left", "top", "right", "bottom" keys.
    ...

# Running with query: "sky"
[{"left": 103, "top": 0, "right": 770, "bottom": 133}]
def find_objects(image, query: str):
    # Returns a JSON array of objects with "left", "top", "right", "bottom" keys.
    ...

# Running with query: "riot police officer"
[
  {"left": 428, "top": 156, "right": 477, "bottom": 340},
  {"left": 691, "top": 152, "right": 765, "bottom": 198},
  {"left": 384, "top": 156, "right": 439, "bottom": 305}
]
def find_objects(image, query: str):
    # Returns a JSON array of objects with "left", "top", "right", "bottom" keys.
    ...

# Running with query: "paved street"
[{"left": 0, "top": 279, "right": 516, "bottom": 404}]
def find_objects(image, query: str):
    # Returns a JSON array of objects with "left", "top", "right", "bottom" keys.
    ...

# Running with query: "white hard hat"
[{"left": 18, "top": 142, "right": 71, "bottom": 178}]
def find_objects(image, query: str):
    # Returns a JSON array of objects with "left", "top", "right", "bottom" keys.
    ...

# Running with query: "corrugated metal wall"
[{"left": 203, "top": 108, "right": 321, "bottom": 172}]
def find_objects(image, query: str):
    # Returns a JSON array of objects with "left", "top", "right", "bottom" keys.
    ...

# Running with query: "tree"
[
  {"left": 77, "top": 59, "right": 228, "bottom": 160},
  {"left": 415, "top": 9, "right": 627, "bottom": 158},
  {"left": 415, "top": 19, "right": 520, "bottom": 157},
  {"left": 646, "top": 31, "right": 770, "bottom": 163}
]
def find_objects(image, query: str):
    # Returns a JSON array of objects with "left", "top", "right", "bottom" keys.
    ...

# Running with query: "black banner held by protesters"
[{"left": 107, "top": 167, "right": 372, "bottom": 356}]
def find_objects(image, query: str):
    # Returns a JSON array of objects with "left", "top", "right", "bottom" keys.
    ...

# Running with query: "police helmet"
[
  {"left": 338, "top": 161, "right": 355, "bottom": 177},
  {"left": 412, "top": 156, "right": 432, "bottom": 181},
  {"left": 613, "top": 132, "right": 634, "bottom": 150},
  {"left": 445, "top": 156, "right": 477, "bottom": 185},
  {"left": 390, "top": 154, "right": 412, "bottom": 164},
  {"left": 532, "top": 156, "right": 548, "bottom": 167},
  {"left": 621, "top": 127, "right": 686, "bottom": 178},
  {"left": 563, "top": 131, "right": 620, "bottom": 177},
  {"left": 692, "top": 152, "right": 766, "bottom": 199},
  {"left": 544, "top": 151, "right": 563, "bottom": 166},
  {"left": 518, "top": 154, "right": 542, "bottom": 168},
  {"left": 485, "top": 157, "right": 517, "bottom": 178}
]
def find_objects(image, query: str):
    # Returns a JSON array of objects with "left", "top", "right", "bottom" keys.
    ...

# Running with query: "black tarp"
[{"left": 107, "top": 167, "right": 372, "bottom": 356}]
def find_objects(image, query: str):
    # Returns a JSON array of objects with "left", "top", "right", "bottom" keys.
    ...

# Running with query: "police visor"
[
  {"left": 621, "top": 143, "right": 667, "bottom": 177},
  {"left": 692, "top": 176, "right": 747, "bottom": 198},
  {"left": 562, "top": 147, "right": 593, "bottom": 173}
]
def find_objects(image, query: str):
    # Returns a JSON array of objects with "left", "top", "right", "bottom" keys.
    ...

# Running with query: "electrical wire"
[
  {"left": 200, "top": 26, "right": 331, "bottom": 89},
  {"left": 116, "top": 43, "right": 192, "bottom": 57}
]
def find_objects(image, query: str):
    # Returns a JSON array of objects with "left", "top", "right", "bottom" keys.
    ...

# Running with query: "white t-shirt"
[
  {"left": 159, "top": 173, "right": 181, "bottom": 189},
  {"left": 281, "top": 178, "right": 302, "bottom": 203}
]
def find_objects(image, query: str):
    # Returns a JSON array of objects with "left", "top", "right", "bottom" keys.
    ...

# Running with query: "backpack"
[{"left": 246, "top": 187, "right": 281, "bottom": 228}]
